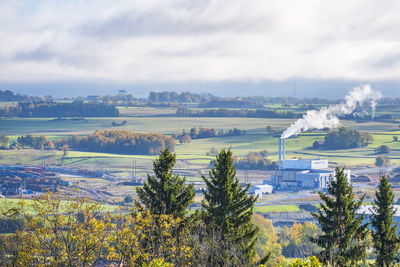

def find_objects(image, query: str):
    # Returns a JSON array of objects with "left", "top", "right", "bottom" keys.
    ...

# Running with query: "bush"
[{"left": 376, "top": 145, "right": 390, "bottom": 154}]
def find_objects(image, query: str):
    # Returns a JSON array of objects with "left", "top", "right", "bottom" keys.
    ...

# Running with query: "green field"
[
  {"left": 254, "top": 205, "right": 301, "bottom": 213},
  {"left": 0, "top": 198, "right": 118, "bottom": 214},
  {"left": 1, "top": 115, "right": 400, "bottom": 170},
  {"left": 0, "top": 104, "right": 400, "bottom": 203}
]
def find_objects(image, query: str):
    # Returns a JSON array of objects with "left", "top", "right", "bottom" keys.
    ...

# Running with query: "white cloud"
[{"left": 1, "top": 0, "right": 400, "bottom": 83}]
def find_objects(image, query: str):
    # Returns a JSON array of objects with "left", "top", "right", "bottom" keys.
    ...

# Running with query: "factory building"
[
  {"left": 271, "top": 139, "right": 350, "bottom": 190},
  {"left": 248, "top": 184, "right": 273, "bottom": 198}
]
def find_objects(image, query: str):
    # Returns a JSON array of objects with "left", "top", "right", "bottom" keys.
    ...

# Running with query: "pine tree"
[
  {"left": 202, "top": 148, "right": 258, "bottom": 265},
  {"left": 136, "top": 148, "right": 195, "bottom": 218},
  {"left": 371, "top": 175, "right": 399, "bottom": 266},
  {"left": 311, "top": 168, "right": 369, "bottom": 266}
]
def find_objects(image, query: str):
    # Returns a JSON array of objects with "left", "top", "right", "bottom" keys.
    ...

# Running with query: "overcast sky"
[{"left": 1, "top": 0, "right": 400, "bottom": 97}]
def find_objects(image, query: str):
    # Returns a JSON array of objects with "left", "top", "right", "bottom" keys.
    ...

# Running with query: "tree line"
[
  {"left": 176, "top": 108, "right": 301, "bottom": 119},
  {"left": 0, "top": 149, "right": 398, "bottom": 266},
  {"left": 0, "top": 90, "right": 43, "bottom": 102},
  {"left": 64, "top": 130, "right": 175, "bottom": 155},
  {"left": 234, "top": 151, "right": 278, "bottom": 171},
  {"left": 4, "top": 130, "right": 175, "bottom": 155},
  {"left": 0, "top": 101, "right": 120, "bottom": 118},
  {"left": 148, "top": 91, "right": 214, "bottom": 103}
]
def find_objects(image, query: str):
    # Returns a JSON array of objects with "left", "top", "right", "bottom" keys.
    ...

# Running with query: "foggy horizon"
[{"left": 2, "top": 1, "right": 400, "bottom": 97}]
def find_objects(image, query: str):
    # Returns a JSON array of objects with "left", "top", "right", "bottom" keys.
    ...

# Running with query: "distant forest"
[
  {"left": 3, "top": 89, "right": 400, "bottom": 106},
  {"left": 64, "top": 130, "right": 174, "bottom": 155},
  {"left": 176, "top": 108, "right": 301, "bottom": 119},
  {"left": 7, "top": 130, "right": 175, "bottom": 155},
  {"left": 0, "top": 101, "right": 119, "bottom": 117}
]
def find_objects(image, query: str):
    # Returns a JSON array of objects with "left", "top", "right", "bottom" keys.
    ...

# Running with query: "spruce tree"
[
  {"left": 202, "top": 148, "right": 258, "bottom": 265},
  {"left": 311, "top": 168, "right": 369, "bottom": 266},
  {"left": 136, "top": 148, "right": 195, "bottom": 217},
  {"left": 371, "top": 175, "right": 399, "bottom": 266}
]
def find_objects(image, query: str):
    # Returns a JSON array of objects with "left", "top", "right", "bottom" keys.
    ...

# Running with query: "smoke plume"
[{"left": 281, "top": 84, "right": 382, "bottom": 139}]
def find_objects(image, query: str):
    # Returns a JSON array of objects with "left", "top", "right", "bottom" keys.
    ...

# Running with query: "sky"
[{"left": 1, "top": 0, "right": 400, "bottom": 98}]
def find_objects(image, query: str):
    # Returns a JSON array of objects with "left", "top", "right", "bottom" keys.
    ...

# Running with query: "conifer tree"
[
  {"left": 311, "top": 168, "right": 369, "bottom": 266},
  {"left": 136, "top": 148, "right": 195, "bottom": 218},
  {"left": 371, "top": 175, "right": 399, "bottom": 266},
  {"left": 202, "top": 148, "right": 258, "bottom": 265}
]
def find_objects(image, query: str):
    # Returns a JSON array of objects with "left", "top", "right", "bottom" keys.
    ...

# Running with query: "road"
[{"left": 351, "top": 165, "right": 399, "bottom": 175}]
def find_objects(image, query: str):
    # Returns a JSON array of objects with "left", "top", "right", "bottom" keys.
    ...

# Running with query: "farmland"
[
  {"left": 1, "top": 104, "right": 400, "bottom": 205},
  {"left": 1, "top": 111, "right": 400, "bottom": 169}
]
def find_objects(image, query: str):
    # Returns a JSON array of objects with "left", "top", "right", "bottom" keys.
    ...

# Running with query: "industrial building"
[
  {"left": 0, "top": 166, "right": 68, "bottom": 195},
  {"left": 271, "top": 139, "right": 350, "bottom": 190},
  {"left": 248, "top": 184, "right": 273, "bottom": 198}
]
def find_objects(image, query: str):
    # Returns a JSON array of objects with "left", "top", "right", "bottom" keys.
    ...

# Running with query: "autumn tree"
[
  {"left": 371, "top": 175, "right": 400, "bottom": 266},
  {"left": 311, "top": 168, "right": 369, "bottom": 266},
  {"left": 202, "top": 148, "right": 258, "bottom": 265},
  {"left": 137, "top": 148, "right": 195, "bottom": 218},
  {"left": 110, "top": 208, "right": 192, "bottom": 266},
  {"left": 0, "top": 193, "right": 113, "bottom": 266}
]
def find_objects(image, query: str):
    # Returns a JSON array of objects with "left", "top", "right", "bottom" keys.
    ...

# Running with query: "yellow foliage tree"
[
  {"left": 109, "top": 207, "right": 192, "bottom": 266},
  {"left": 0, "top": 193, "right": 113, "bottom": 266}
]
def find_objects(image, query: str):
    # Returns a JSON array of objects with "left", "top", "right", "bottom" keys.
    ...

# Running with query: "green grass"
[
  {"left": 1, "top": 115, "right": 400, "bottom": 172},
  {"left": 254, "top": 205, "right": 301, "bottom": 213},
  {"left": 0, "top": 198, "right": 118, "bottom": 214}
]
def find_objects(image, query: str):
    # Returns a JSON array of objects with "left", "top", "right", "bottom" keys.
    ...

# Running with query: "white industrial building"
[
  {"left": 271, "top": 139, "right": 350, "bottom": 190},
  {"left": 248, "top": 184, "right": 273, "bottom": 198}
]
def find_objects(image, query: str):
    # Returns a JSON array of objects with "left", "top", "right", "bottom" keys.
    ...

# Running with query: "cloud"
[{"left": 1, "top": 0, "right": 400, "bottom": 84}]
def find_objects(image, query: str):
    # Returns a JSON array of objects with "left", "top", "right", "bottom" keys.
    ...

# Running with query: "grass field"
[
  {"left": 0, "top": 198, "right": 118, "bottom": 214},
  {"left": 254, "top": 205, "right": 301, "bottom": 213},
  {"left": 1, "top": 118, "right": 400, "bottom": 169},
  {"left": 1, "top": 110, "right": 400, "bottom": 177}
]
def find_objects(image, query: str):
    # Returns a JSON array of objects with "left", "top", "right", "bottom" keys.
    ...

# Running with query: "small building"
[{"left": 249, "top": 184, "right": 273, "bottom": 198}]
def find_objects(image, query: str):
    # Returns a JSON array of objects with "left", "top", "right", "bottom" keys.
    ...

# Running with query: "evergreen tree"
[
  {"left": 311, "top": 168, "right": 369, "bottom": 266},
  {"left": 202, "top": 148, "right": 258, "bottom": 265},
  {"left": 371, "top": 175, "right": 399, "bottom": 266},
  {"left": 136, "top": 148, "right": 195, "bottom": 217}
]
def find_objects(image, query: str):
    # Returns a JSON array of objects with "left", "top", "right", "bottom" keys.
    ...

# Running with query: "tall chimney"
[
  {"left": 282, "top": 138, "right": 285, "bottom": 169},
  {"left": 279, "top": 138, "right": 282, "bottom": 170}
]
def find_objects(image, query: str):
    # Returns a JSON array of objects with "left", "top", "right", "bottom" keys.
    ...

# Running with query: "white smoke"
[{"left": 281, "top": 84, "right": 382, "bottom": 139}]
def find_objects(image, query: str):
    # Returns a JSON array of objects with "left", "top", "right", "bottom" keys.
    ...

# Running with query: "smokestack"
[
  {"left": 282, "top": 138, "right": 285, "bottom": 169},
  {"left": 281, "top": 85, "right": 382, "bottom": 139},
  {"left": 279, "top": 139, "right": 282, "bottom": 170}
]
